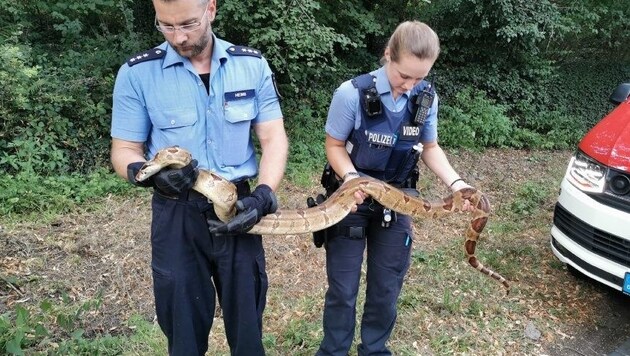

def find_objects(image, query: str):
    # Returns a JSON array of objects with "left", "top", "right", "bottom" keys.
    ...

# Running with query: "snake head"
[
  {"left": 134, "top": 147, "right": 193, "bottom": 182},
  {"left": 134, "top": 161, "right": 161, "bottom": 182}
]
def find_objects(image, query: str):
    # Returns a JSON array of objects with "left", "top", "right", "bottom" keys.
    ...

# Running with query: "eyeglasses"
[{"left": 155, "top": 9, "right": 207, "bottom": 34}]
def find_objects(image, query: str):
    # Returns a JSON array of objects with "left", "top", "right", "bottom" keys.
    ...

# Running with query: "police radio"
[
  {"left": 412, "top": 76, "right": 435, "bottom": 126},
  {"left": 363, "top": 87, "right": 382, "bottom": 116}
]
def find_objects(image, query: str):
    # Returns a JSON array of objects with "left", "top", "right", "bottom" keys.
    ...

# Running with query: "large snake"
[{"left": 136, "top": 146, "right": 510, "bottom": 293}]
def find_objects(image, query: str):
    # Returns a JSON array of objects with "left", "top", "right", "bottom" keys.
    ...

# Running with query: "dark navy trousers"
[
  {"left": 316, "top": 201, "right": 413, "bottom": 356},
  {"left": 150, "top": 190, "right": 268, "bottom": 356}
]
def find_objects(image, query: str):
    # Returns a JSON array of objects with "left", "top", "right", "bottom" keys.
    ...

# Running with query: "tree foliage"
[
  {"left": 0, "top": 0, "right": 628, "bottom": 177},
  {"left": 546, "top": 0, "right": 630, "bottom": 61},
  {"left": 0, "top": 0, "right": 150, "bottom": 174},
  {"left": 416, "top": 0, "right": 562, "bottom": 114}
]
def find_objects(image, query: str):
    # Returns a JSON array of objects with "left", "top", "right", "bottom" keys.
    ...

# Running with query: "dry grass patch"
[{"left": 2, "top": 149, "right": 627, "bottom": 355}]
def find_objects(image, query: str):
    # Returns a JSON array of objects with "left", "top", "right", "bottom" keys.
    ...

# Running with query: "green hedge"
[
  {"left": 545, "top": 61, "right": 630, "bottom": 129},
  {"left": 1, "top": 0, "right": 629, "bottom": 179}
]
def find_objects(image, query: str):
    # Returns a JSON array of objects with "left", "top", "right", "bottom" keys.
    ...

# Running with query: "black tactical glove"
[
  {"left": 208, "top": 184, "right": 278, "bottom": 234},
  {"left": 154, "top": 160, "right": 199, "bottom": 195},
  {"left": 127, "top": 160, "right": 199, "bottom": 195},
  {"left": 127, "top": 162, "right": 154, "bottom": 187}
]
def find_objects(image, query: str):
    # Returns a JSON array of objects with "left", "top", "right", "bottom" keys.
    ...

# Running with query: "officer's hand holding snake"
[
  {"left": 127, "top": 159, "right": 199, "bottom": 195},
  {"left": 207, "top": 184, "right": 278, "bottom": 234}
]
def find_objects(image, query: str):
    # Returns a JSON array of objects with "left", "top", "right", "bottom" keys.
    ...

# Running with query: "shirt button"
[{"left": 170, "top": 120, "right": 175, "bottom": 125}]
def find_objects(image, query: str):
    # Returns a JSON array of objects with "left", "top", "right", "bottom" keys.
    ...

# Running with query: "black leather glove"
[
  {"left": 208, "top": 184, "right": 278, "bottom": 234},
  {"left": 127, "top": 162, "right": 153, "bottom": 187},
  {"left": 126, "top": 160, "right": 198, "bottom": 195},
  {"left": 153, "top": 160, "right": 199, "bottom": 195}
]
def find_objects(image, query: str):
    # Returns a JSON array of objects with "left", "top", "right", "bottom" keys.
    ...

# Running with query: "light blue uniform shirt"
[
  {"left": 111, "top": 36, "right": 283, "bottom": 181},
  {"left": 325, "top": 66, "right": 438, "bottom": 143}
]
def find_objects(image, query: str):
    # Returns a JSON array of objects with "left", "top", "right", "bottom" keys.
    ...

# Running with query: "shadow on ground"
[{"left": 544, "top": 269, "right": 630, "bottom": 356}]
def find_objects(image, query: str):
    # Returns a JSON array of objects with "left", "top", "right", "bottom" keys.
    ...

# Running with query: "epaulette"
[
  {"left": 227, "top": 45, "right": 262, "bottom": 58},
  {"left": 127, "top": 48, "right": 166, "bottom": 66},
  {"left": 352, "top": 74, "right": 377, "bottom": 90}
]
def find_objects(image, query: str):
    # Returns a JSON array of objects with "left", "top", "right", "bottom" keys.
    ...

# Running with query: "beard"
[{"left": 171, "top": 26, "right": 212, "bottom": 58}]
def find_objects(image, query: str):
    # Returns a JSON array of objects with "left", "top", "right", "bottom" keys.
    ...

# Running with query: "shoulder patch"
[
  {"left": 227, "top": 45, "right": 262, "bottom": 58},
  {"left": 127, "top": 48, "right": 166, "bottom": 66}
]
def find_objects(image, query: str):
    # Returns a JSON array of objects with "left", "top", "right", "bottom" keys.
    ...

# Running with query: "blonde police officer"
[{"left": 316, "top": 21, "right": 472, "bottom": 356}]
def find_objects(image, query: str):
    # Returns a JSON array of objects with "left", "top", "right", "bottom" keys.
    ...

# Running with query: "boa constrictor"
[{"left": 136, "top": 146, "right": 510, "bottom": 293}]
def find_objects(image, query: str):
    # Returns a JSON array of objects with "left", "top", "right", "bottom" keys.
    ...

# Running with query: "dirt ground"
[
  {"left": 1, "top": 148, "right": 629, "bottom": 355},
  {"left": 544, "top": 278, "right": 630, "bottom": 356}
]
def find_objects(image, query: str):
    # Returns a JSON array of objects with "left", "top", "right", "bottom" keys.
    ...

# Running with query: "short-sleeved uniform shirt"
[
  {"left": 325, "top": 66, "right": 438, "bottom": 144},
  {"left": 111, "top": 36, "right": 283, "bottom": 181}
]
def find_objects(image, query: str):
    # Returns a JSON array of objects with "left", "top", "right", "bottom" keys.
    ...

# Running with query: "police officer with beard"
[
  {"left": 315, "top": 21, "right": 473, "bottom": 356},
  {"left": 110, "top": 0, "right": 288, "bottom": 355}
]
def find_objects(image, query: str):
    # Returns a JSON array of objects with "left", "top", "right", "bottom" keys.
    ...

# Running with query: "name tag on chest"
[
  {"left": 366, "top": 131, "right": 396, "bottom": 147},
  {"left": 225, "top": 89, "right": 255, "bottom": 101}
]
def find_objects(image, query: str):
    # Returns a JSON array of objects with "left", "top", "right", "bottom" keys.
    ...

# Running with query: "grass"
[
  {"left": 123, "top": 316, "right": 167, "bottom": 355},
  {"left": 1, "top": 148, "right": 622, "bottom": 355},
  {"left": 0, "top": 168, "right": 144, "bottom": 224}
]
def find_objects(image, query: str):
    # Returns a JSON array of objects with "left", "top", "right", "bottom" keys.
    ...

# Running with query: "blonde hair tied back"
[{"left": 383, "top": 21, "right": 440, "bottom": 64}]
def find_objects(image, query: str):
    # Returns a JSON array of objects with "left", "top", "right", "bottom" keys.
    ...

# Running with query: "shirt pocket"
[
  {"left": 149, "top": 107, "right": 198, "bottom": 145},
  {"left": 222, "top": 96, "right": 258, "bottom": 166}
]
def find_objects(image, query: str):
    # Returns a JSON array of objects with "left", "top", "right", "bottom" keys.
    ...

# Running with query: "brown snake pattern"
[{"left": 137, "top": 146, "right": 510, "bottom": 293}]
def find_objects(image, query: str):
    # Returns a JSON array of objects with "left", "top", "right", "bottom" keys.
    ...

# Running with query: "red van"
[{"left": 550, "top": 83, "right": 630, "bottom": 295}]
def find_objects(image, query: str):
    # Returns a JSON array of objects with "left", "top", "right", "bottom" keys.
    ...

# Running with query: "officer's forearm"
[
  {"left": 325, "top": 134, "right": 355, "bottom": 179},
  {"left": 257, "top": 152, "right": 286, "bottom": 192},
  {"left": 420, "top": 142, "right": 461, "bottom": 187},
  {"left": 256, "top": 120, "right": 288, "bottom": 191},
  {"left": 111, "top": 138, "right": 146, "bottom": 180}
]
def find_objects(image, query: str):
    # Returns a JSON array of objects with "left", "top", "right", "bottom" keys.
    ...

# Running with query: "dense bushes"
[
  {"left": 416, "top": 0, "right": 628, "bottom": 149},
  {"left": 0, "top": 41, "right": 111, "bottom": 174},
  {"left": 0, "top": 0, "right": 628, "bottom": 181},
  {"left": 0, "top": 1, "right": 149, "bottom": 176},
  {"left": 0, "top": 169, "right": 134, "bottom": 217},
  {"left": 545, "top": 61, "right": 630, "bottom": 128},
  {"left": 438, "top": 88, "right": 513, "bottom": 149}
]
